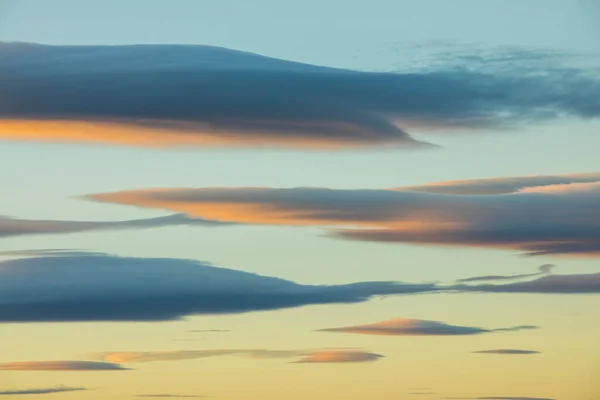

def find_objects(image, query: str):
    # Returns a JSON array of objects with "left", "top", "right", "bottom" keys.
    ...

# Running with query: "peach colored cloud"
[
  {"left": 87, "top": 174, "right": 600, "bottom": 257},
  {"left": 98, "top": 349, "right": 383, "bottom": 364},
  {"left": 317, "top": 318, "right": 538, "bottom": 336}
]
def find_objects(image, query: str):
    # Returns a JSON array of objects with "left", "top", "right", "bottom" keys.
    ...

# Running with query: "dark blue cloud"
[
  {"left": 0, "top": 254, "right": 438, "bottom": 323},
  {"left": 0, "top": 43, "right": 598, "bottom": 149}
]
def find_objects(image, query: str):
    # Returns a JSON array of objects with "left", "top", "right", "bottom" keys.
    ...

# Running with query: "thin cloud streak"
[
  {"left": 317, "top": 318, "right": 538, "bottom": 336},
  {"left": 0, "top": 386, "right": 88, "bottom": 395},
  {"left": 99, "top": 349, "right": 383, "bottom": 364},
  {"left": 0, "top": 361, "right": 129, "bottom": 371},
  {"left": 472, "top": 349, "right": 540, "bottom": 355},
  {"left": 0, "top": 213, "right": 228, "bottom": 239}
]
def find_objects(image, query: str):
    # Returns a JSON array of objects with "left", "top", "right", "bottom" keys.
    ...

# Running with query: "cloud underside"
[
  {"left": 88, "top": 173, "right": 600, "bottom": 257},
  {"left": 0, "top": 386, "right": 87, "bottom": 395},
  {"left": 1, "top": 43, "right": 599, "bottom": 149},
  {"left": 0, "top": 361, "right": 127, "bottom": 370},
  {"left": 100, "top": 349, "right": 383, "bottom": 364},
  {"left": 318, "top": 318, "right": 538, "bottom": 336},
  {"left": 0, "top": 254, "right": 597, "bottom": 323}
]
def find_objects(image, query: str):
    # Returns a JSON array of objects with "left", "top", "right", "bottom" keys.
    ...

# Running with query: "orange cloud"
[
  {"left": 87, "top": 175, "right": 600, "bottom": 257},
  {"left": 98, "top": 349, "right": 383, "bottom": 364}
]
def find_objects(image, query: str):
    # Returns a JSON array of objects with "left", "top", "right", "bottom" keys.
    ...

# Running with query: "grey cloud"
[
  {"left": 317, "top": 318, "right": 538, "bottom": 336},
  {"left": 0, "top": 361, "right": 129, "bottom": 370},
  {"left": 135, "top": 396, "right": 206, "bottom": 398},
  {"left": 0, "top": 386, "right": 87, "bottom": 395},
  {"left": 1, "top": 43, "right": 599, "bottom": 149},
  {"left": 456, "top": 264, "right": 556, "bottom": 283},
  {"left": 0, "top": 254, "right": 438, "bottom": 323},
  {"left": 399, "top": 173, "right": 600, "bottom": 195},
  {"left": 458, "top": 273, "right": 600, "bottom": 294},
  {"left": 446, "top": 397, "right": 555, "bottom": 400},
  {"left": 89, "top": 176, "right": 600, "bottom": 257},
  {"left": 0, "top": 213, "right": 227, "bottom": 239},
  {"left": 472, "top": 349, "right": 540, "bottom": 355}
]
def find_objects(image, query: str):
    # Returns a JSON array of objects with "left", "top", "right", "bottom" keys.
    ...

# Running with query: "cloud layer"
[
  {"left": 88, "top": 173, "right": 600, "bottom": 257},
  {"left": 317, "top": 318, "right": 538, "bottom": 336},
  {"left": 0, "top": 361, "right": 128, "bottom": 371},
  {"left": 1, "top": 43, "right": 599, "bottom": 149}
]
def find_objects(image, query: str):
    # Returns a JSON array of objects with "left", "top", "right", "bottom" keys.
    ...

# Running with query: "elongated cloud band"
[
  {"left": 317, "top": 318, "right": 538, "bottom": 336},
  {"left": 0, "top": 386, "right": 87, "bottom": 396},
  {"left": 0, "top": 214, "right": 227, "bottom": 239},
  {"left": 99, "top": 349, "right": 382, "bottom": 364},
  {"left": 0, "top": 254, "right": 597, "bottom": 323},
  {"left": 0, "top": 254, "right": 438, "bottom": 323},
  {"left": 0, "top": 361, "right": 128, "bottom": 371},
  {"left": 1, "top": 43, "right": 599, "bottom": 149},
  {"left": 88, "top": 172, "right": 600, "bottom": 257},
  {"left": 472, "top": 349, "right": 540, "bottom": 355}
]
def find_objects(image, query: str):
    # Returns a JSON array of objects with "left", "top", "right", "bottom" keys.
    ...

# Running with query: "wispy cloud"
[
  {"left": 88, "top": 173, "right": 600, "bottom": 258},
  {"left": 0, "top": 361, "right": 128, "bottom": 371},
  {"left": 1, "top": 43, "right": 599, "bottom": 150},
  {"left": 445, "top": 397, "right": 555, "bottom": 400},
  {"left": 135, "top": 395, "right": 206, "bottom": 398},
  {"left": 99, "top": 349, "right": 383, "bottom": 364},
  {"left": 456, "top": 265, "right": 555, "bottom": 283},
  {"left": 317, "top": 318, "right": 538, "bottom": 336},
  {"left": 472, "top": 349, "right": 540, "bottom": 355},
  {"left": 0, "top": 213, "right": 227, "bottom": 239},
  {"left": 0, "top": 386, "right": 87, "bottom": 395}
]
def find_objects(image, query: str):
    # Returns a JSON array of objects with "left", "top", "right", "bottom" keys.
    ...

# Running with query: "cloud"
[
  {"left": 99, "top": 349, "right": 382, "bottom": 364},
  {"left": 456, "top": 265, "right": 555, "bottom": 283},
  {"left": 446, "top": 398, "right": 555, "bottom": 400},
  {"left": 88, "top": 173, "right": 600, "bottom": 257},
  {"left": 0, "top": 213, "right": 227, "bottom": 239},
  {"left": 399, "top": 173, "right": 600, "bottom": 195},
  {"left": 0, "top": 386, "right": 87, "bottom": 395},
  {"left": 0, "top": 361, "right": 128, "bottom": 371},
  {"left": 458, "top": 272, "right": 600, "bottom": 294},
  {"left": 317, "top": 318, "right": 538, "bottom": 336},
  {"left": 0, "top": 253, "right": 595, "bottom": 324},
  {"left": 186, "top": 329, "right": 230, "bottom": 333},
  {"left": 0, "top": 253, "right": 437, "bottom": 323},
  {"left": 135, "top": 395, "right": 206, "bottom": 398},
  {"left": 472, "top": 349, "right": 540, "bottom": 355},
  {"left": 294, "top": 350, "right": 383, "bottom": 363},
  {"left": 1, "top": 43, "right": 599, "bottom": 150}
]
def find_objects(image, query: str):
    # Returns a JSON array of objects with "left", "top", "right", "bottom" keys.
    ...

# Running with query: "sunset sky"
[{"left": 0, "top": 1, "right": 599, "bottom": 399}]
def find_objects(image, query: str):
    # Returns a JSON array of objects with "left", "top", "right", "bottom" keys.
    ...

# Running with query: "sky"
[{"left": 0, "top": 1, "right": 599, "bottom": 399}]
